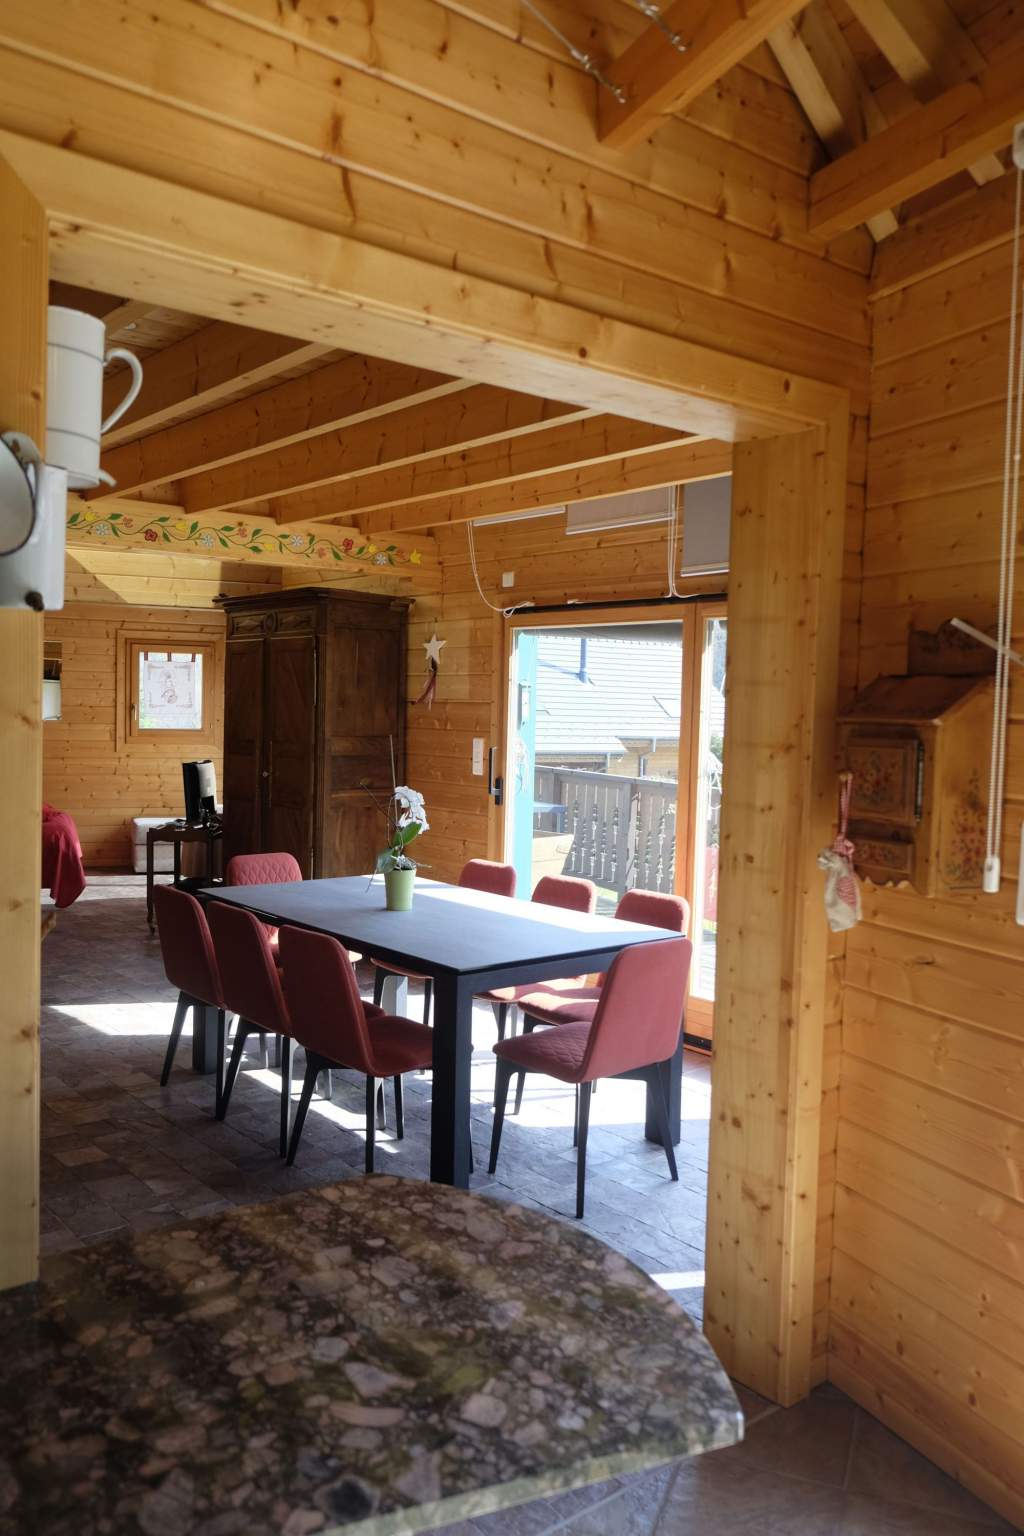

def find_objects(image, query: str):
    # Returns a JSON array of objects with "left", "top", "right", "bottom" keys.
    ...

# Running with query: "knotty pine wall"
[
  {"left": 43, "top": 553, "right": 278, "bottom": 867},
  {"left": 407, "top": 448, "right": 867, "bottom": 1387},
  {"left": 830, "top": 224, "right": 1024, "bottom": 1526}
]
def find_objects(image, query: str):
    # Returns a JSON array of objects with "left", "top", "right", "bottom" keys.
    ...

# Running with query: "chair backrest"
[
  {"left": 581, "top": 937, "right": 692, "bottom": 1082},
  {"left": 616, "top": 888, "right": 690, "bottom": 934},
  {"left": 278, "top": 925, "right": 375, "bottom": 1071},
  {"left": 226, "top": 852, "right": 303, "bottom": 887},
  {"left": 206, "top": 900, "right": 290, "bottom": 1033},
  {"left": 532, "top": 874, "right": 597, "bottom": 914},
  {"left": 154, "top": 886, "right": 221, "bottom": 1007},
  {"left": 459, "top": 859, "right": 517, "bottom": 898}
]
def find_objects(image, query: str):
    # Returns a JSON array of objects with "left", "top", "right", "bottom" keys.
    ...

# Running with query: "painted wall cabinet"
[{"left": 838, "top": 674, "right": 993, "bottom": 896}]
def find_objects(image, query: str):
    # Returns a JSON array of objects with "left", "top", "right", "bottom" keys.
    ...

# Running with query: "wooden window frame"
[{"left": 116, "top": 631, "right": 224, "bottom": 753}]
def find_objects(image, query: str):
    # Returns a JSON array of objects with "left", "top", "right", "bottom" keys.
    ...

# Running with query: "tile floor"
[{"left": 37, "top": 874, "right": 1017, "bottom": 1536}]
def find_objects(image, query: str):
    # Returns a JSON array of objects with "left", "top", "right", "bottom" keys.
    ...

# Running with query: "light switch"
[
  {"left": 472, "top": 737, "right": 485, "bottom": 776},
  {"left": 501, "top": 571, "right": 515, "bottom": 588}
]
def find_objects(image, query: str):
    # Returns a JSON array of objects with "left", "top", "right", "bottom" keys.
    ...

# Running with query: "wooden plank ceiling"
[
  {"left": 80, "top": 285, "right": 732, "bottom": 538},
  {"left": 76, "top": 0, "right": 1021, "bottom": 538}
]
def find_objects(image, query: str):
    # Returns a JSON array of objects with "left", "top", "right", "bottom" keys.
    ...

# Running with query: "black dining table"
[{"left": 201, "top": 875, "right": 686, "bottom": 1187}]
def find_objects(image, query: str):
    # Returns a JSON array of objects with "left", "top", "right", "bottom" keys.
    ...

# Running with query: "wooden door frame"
[
  {"left": 500, "top": 598, "right": 725, "bottom": 1042},
  {"left": 0, "top": 135, "right": 848, "bottom": 1408}
]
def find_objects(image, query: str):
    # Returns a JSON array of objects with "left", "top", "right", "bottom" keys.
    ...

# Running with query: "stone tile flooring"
[{"left": 38, "top": 875, "right": 1016, "bottom": 1536}]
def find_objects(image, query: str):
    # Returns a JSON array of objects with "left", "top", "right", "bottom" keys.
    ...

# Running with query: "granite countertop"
[{"left": 0, "top": 1176, "right": 741, "bottom": 1535}]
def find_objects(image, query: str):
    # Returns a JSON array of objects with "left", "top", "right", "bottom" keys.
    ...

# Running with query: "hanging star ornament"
[{"left": 414, "top": 633, "right": 447, "bottom": 709}]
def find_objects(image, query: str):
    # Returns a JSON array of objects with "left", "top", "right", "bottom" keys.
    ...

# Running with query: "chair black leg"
[
  {"left": 393, "top": 1074, "right": 404, "bottom": 1140},
  {"left": 423, "top": 977, "right": 433, "bottom": 1026},
  {"left": 488, "top": 1060, "right": 516, "bottom": 1175},
  {"left": 522, "top": 1015, "right": 538, "bottom": 1036},
  {"left": 215, "top": 1008, "right": 227, "bottom": 1116},
  {"left": 495, "top": 1002, "right": 508, "bottom": 1042},
  {"left": 373, "top": 968, "right": 386, "bottom": 1009},
  {"left": 572, "top": 1084, "right": 579, "bottom": 1148},
  {"left": 649, "top": 1062, "right": 679, "bottom": 1182},
  {"left": 576, "top": 1080, "right": 593, "bottom": 1219},
  {"left": 279, "top": 1035, "right": 293, "bottom": 1158},
  {"left": 270, "top": 1034, "right": 282, "bottom": 1070},
  {"left": 160, "top": 993, "right": 189, "bottom": 1086},
  {"left": 375, "top": 1077, "right": 388, "bottom": 1130},
  {"left": 286, "top": 1058, "right": 321, "bottom": 1167},
  {"left": 218, "top": 1024, "right": 250, "bottom": 1121},
  {"left": 364, "top": 1075, "right": 377, "bottom": 1173},
  {"left": 513, "top": 1066, "right": 527, "bottom": 1116}
]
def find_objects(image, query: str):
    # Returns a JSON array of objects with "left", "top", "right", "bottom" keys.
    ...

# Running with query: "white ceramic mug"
[{"left": 47, "top": 305, "right": 144, "bottom": 489}]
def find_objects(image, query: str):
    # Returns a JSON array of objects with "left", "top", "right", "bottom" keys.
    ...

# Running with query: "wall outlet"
[
  {"left": 501, "top": 571, "right": 515, "bottom": 588},
  {"left": 472, "top": 737, "right": 485, "bottom": 776}
]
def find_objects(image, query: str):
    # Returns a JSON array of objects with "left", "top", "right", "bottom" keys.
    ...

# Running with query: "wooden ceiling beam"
[
  {"left": 809, "top": 54, "right": 1024, "bottom": 237},
  {"left": 271, "top": 418, "right": 699, "bottom": 526},
  {"left": 598, "top": 0, "right": 813, "bottom": 150},
  {"left": 181, "top": 386, "right": 597, "bottom": 516},
  {"left": 95, "top": 357, "right": 464, "bottom": 499},
  {"left": 870, "top": 169, "right": 1020, "bottom": 296},
  {"left": 358, "top": 437, "right": 733, "bottom": 536},
  {"left": 101, "top": 321, "right": 332, "bottom": 449},
  {"left": 769, "top": 6, "right": 898, "bottom": 240},
  {"left": 842, "top": 0, "right": 1005, "bottom": 185}
]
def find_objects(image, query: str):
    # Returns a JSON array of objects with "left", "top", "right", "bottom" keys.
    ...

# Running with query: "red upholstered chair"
[
  {"left": 510, "top": 887, "right": 689, "bottom": 1115},
  {"left": 371, "top": 858, "right": 517, "bottom": 1022},
  {"left": 489, "top": 937, "right": 693, "bottom": 1217},
  {"left": 226, "top": 852, "right": 302, "bottom": 968},
  {"left": 480, "top": 873, "right": 598, "bottom": 1043},
  {"left": 154, "top": 886, "right": 226, "bottom": 1109},
  {"left": 515, "top": 888, "right": 690, "bottom": 1031},
  {"left": 207, "top": 900, "right": 298, "bottom": 1156},
  {"left": 279, "top": 926, "right": 434, "bottom": 1170}
]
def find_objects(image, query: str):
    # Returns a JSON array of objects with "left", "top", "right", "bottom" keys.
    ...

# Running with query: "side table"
[{"left": 146, "top": 820, "right": 223, "bottom": 931}]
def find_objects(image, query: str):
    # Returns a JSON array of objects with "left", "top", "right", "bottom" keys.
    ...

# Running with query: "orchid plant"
[{"left": 368, "top": 784, "right": 429, "bottom": 873}]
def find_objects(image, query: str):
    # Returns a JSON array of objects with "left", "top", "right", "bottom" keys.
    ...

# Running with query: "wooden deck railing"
[{"left": 533, "top": 766, "right": 677, "bottom": 896}]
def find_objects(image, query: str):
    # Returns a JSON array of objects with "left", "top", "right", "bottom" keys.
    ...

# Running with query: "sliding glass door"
[{"left": 504, "top": 600, "right": 726, "bottom": 1043}]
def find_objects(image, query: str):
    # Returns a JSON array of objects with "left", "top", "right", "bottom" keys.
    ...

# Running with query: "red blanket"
[{"left": 42, "top": 803, "right": 87, "bottom": 908}]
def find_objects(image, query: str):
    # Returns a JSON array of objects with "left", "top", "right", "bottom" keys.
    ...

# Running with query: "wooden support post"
[
  {"left": 0, "top": 154, "right": 47, "bottom": 1291},
  {"left": 705, "top": 421, "right": 847, "bottom": 1404}
]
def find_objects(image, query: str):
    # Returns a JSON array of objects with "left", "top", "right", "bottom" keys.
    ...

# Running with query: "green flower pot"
[{"left": 384, "top": 867, "right": 416, "bottom": 912}]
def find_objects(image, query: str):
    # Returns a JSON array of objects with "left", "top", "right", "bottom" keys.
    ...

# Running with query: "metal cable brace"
[
  {"left": 519, "top": 0, "right": 627, "bottom": 102},
  {"left": 631, "top": 0, "right": 687, "bottom": 52}
]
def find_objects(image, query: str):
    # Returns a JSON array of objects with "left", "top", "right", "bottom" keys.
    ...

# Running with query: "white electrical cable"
[
  {"left": 666, "top": 483, "right": 683, "bottom": 599},
  {"left": 466, "top": 521, "right": 534, "bottom": 617},
  {"left": 984, "top": 165, "right": 1024, "bottom": 892}
]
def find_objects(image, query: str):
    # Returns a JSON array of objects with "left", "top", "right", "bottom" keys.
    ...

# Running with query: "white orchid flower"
[{"left": 394, "top": 786, "right": 429, "bottom": 833}]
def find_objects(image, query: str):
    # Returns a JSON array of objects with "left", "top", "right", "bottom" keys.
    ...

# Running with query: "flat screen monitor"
[{"left": 183, "top": 759, "right": 217, "bottom": 823}]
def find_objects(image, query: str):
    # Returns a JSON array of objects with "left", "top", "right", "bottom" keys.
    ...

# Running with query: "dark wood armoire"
[{"left": 219, "top": 588, "right": 411, "bottom": 878}]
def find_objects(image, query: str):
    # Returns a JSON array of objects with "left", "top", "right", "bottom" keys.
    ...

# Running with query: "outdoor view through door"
[{"left": 505, "top": 606, "right": 726, "bottom": 1042}]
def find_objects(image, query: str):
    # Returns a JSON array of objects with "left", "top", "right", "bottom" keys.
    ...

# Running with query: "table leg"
[
  {"left": 191, "top": 1002, "right": 219, "bottom": 1076},
  {"left": 377, "top": 973, "right": 409, "bottom": 1016},
  {"left": 430, "top": 974, "right": 474, "bottom": 1188},
  {"left": 146, "top": 834, "right": 156, "bottom": 932},
  {"left": 644, "top": 1039, "right": 682, "bottom": 1147}
]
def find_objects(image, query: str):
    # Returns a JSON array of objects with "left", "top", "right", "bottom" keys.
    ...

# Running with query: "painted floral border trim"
[{"left": 67, "top": 508, "right": 422, "bottom": 569}]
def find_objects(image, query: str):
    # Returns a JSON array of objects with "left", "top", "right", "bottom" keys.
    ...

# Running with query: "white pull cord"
[
  {"left": 984, "top": 165, "right": 1024, "bottom": 893},
  {"left": 466, "top": 521, "right": 534, "bottom": 617}
]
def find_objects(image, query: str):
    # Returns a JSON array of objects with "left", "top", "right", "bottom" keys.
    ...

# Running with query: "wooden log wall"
[
  {"left": 43, "top": 600, "right": 230, "bottom": 868},
  {"left": 831, "top": 211, "right": 1024, "bottom": 1527}
]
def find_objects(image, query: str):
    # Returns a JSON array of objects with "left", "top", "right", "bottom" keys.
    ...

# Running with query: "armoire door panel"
[
  {"left": 326, "top": 740, "right": 396, "bottom": 792},
  {"left": 222, "top": 637, "right": 263, "bottom": 866},
  {"left": 264, "top": 634, "right": 317, "bottom": 874},
  {"left": 327, "top": 628, "right": 404, "bottom": 739}
]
